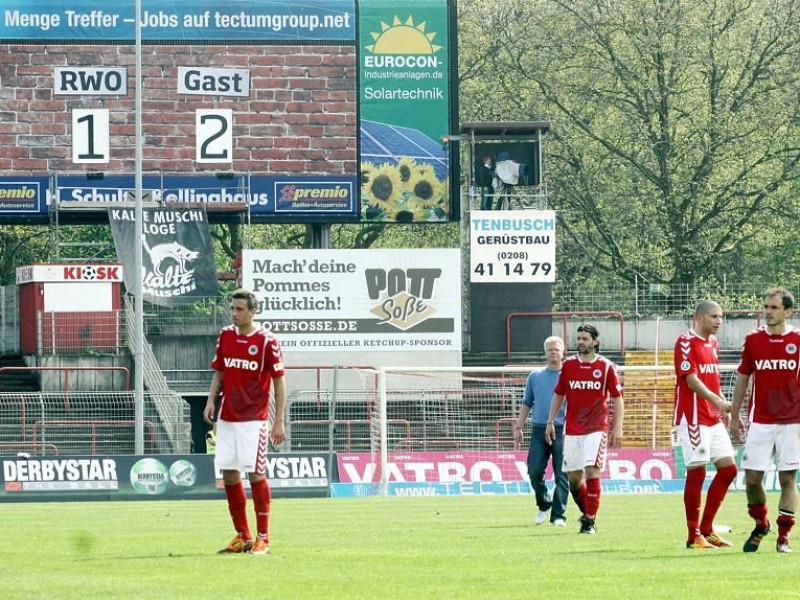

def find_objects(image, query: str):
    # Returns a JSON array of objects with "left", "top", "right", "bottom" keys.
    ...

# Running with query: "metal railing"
[
  {"left": 0, "top": 366, "right": 131, "bottom": 407},
  {"left": 461, "top": 184, "right": 549, "bottom": 211},
  {"left": 506, "top": 310, "right": 625, "bottom": 358},
  {"left": 123, "top": 296, "right": 190, "bottom": 453},
  {"left": 0, "top": 391, "right": 174, "bottom": 455},
  {"left": 32, "top": 419, "right": 157, "bottom": 454},
  {"left": 36, "top": 310, "right": 125, "bottom": 355},
  {"left": 1, "top": 286, "right": 20, "bottom": 355},
  {"left": 552, "top": 280, "right": 781, "bottom": 318}
]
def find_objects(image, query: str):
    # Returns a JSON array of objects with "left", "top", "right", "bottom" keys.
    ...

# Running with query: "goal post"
[{"left": 338, "top": 364, "right": 742, "bottom": 497}]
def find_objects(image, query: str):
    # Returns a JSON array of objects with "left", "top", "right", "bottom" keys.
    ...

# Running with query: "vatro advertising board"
[
  {"left": 243, "top": 249, "right": 461, "bottom": 352},
  {"left": 332, "top": 449, "right": 690, "bottom": 497},
  {"left": 470, "top": 210, "right": 556, "bottom": 283}
]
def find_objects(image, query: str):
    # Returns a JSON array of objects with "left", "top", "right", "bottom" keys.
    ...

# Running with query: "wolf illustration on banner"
[
  {"left": 108, "top": 207, "right": 218, "bottom": 305},
  {"left": 143, "top": 239, "right": 199, "bottom": 276}
]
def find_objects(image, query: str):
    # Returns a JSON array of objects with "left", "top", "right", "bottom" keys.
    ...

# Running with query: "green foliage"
[
  {"left": 9, "top": 1, "right": 800, "bottom": 290},
  {"left": 1, "top": 494, "right": 798, "bottom": 599},
  {"left": 241, "top": 222, "right": 460, "bottom": 252},
  {"left": 0, "top": 226, "right": 51, "bottom": 285},
  {"left": 459, "top": 0, "right": 800, "bottom": 286}
]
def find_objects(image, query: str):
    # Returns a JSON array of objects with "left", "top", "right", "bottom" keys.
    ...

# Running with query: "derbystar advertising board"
[
  {"left": 243, "top": 248, "right": 461, "bottom": 352},
  {"left": 0, "top": 452, "right": 331, "bottom": 502}
]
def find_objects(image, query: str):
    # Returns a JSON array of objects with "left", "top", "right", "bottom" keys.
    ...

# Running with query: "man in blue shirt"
[{"left": 514, "top": 336, "right": 568, "bottom": 526}]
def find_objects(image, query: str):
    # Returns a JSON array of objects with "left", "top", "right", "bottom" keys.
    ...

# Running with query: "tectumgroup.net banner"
[
  {"left": 242, "top": 248, "right": 461, "bottom": 352},
  {"left": 0, "top": 0, "right": 356, "bottom": 43}
]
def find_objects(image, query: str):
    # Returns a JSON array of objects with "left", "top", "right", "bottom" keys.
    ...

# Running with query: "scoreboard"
[{"left": 0, "top": 0, "right": 458, "bottom": 224}]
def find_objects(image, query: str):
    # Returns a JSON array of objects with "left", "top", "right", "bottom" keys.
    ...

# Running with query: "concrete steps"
[{"left": 0, "top": 356, "right": 39, "bottom": 393}]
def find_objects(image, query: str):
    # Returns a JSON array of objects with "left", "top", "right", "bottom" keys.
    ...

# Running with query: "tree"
[
  {"left": 0, "top": 226, "right": 50, "bottom": 285},
  {"left": 459, "top": 0, "right": 800, "bottom": 286}
]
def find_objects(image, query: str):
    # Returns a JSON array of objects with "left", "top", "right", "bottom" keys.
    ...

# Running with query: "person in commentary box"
[
  {"left": 513, "top": 335, "right": 569, "bottom": 527},
  {"left": 476, "top": 154, "right": 496, "bottom": 211},
  {"left": 545, "top": 324, "right": 623, "bottom": 535},
  {"left": 204, "top": 288, "right": 286, "bottom": 556}
]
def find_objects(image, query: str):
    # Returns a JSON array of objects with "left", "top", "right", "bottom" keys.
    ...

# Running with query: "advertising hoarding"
[{"left": 243, "top": 248, "right": 462, "bottom": 352}]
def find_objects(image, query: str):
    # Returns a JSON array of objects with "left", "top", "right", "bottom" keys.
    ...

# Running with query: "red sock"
[
  {"left": 777, "top": 511, "right": 795, "bottom": 544},
  {"left": 250, "top": 478, "right": 272, "bottom": 541},
  {"left": 570, "top": 482, "right": 587, "bottom": 514},
  {"left": 748, "top": 503, "right": 769, "bottom": 530},
  {"left": 225, "top": 481, "right": 251, "bottom": 540},
  {"left": 700, "top": 464, "right": 736, "bottom": 535},
  {"left": 684, "top": 466, "right": 705, "bottom": 539},
  {"left": 584, "top": 478, "right": 601, "bottom": 519}
]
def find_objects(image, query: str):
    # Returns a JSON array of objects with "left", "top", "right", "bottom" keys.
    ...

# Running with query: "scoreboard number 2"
[
  {"left": 72, "top": 109, "right": 109, "bottom": 164},
  {"left": 196, "top": 109, "right": 233, "bottom": 164}
]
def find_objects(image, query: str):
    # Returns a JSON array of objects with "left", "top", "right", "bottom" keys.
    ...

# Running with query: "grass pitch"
[{"left": 1, "top": 493, "right": 795, "bottom": 599}]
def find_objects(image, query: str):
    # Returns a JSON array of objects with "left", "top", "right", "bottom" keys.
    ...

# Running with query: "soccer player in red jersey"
[
  {"left": 673, "top": 300, "right": 736, "bottom": 550},
  {"left": 731, "top": 287, "right": 800, "bottom": 553},
  {"left": 545, "top": 324, "right": 623, "bottom": 534},
  {"left": 203, "top": 288, "right": 286, "bottom": 556}
]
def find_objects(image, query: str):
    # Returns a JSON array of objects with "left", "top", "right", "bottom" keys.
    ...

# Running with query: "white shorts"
[
  {"left": 214, "top": 419, "right": 269, "bottom": 474},
  {"left": 563, "top": 431, "right": 607, "bottom": 472},
  {"left": 675, "top": 422, "right": 734, "bottom": 467},
  {"left": 741, "top": 423, "right": 800, "bottom": 472}
]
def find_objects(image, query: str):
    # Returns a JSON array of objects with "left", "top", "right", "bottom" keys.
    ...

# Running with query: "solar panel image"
[
  {"left": 361, "top": 120, "right": 448, "bottom": 179},
  {"left": 360, "top": 120, "right": 450, "bottom": 223}
]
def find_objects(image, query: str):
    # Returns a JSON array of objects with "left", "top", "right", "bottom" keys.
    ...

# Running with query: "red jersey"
[
  {"left": 737, "top": 326, "right": 800, "bottom": 425},
  {"left": 211, "top": 324, "right": 285, "bottom": 422},
  {"left": 554, "top": 354, "right": 623, "bottom": 435},
  {"left": 673, "top": 330, "right": 721, "bottom": 426}
]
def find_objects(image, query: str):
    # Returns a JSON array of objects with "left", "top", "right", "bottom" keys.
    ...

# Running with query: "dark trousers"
[
  {"left": 479, "top": 187, "right": 494, "bottom": 210},
  {"left": 185, "top": 397, "right": 212, "bottom": 453},
  {"left": 527, "top": 424, "right": 569, "bottom": 521}
]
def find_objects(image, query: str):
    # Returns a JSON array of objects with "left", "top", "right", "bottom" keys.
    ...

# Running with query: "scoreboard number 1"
[
  {"left": 72, "top": 109, "right": 109, "bottom": 164},
  {"left": 196, "top": 109, "right": 233, "bottom": 164}
]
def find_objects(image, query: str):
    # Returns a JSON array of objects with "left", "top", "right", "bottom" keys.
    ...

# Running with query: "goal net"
[{"left": 331, "top": 364, "right": 742, "bottom": 496}]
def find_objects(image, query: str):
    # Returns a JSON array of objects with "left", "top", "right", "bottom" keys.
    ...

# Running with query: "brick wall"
[{"left": 0, "top": 44, "right": 357, "bottom": 176}]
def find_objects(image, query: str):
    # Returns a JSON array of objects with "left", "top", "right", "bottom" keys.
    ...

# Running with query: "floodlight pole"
[{"left": 134, "top": 0, "right": 145, "bottom": 455}]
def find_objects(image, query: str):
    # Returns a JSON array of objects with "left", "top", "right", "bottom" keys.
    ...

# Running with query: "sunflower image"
[
  {"left": 406, "top": 168, "right": 444, "bottom": 208},
  {"left": 363, "top": 163, "right": 402, "bottom": 212},
  {"left": 360, "top": 162, "right": 379, "bottom": 188},
  {"left": 394, "top": 210, "right": 417, "bottom": 223},
  {"left": 433, "top": 193, "right": 449, "bottom": 219},
  {"left": 360, "top": 163, "right": 384, "bottom": 219},
  {"left": 404, "top": 195, "right": 427, "bottom": 212},
  {"left": 395, "top": 157, "right": 418, "bottom": 186},
  {"left": 417, "top": 163, "right": 437, "bottom": 181},
  {"left": 385, "top": 199, "right": 432, "bottom": 222}
]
